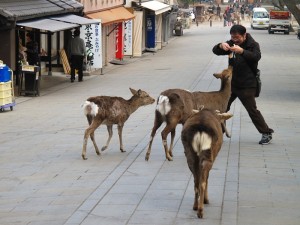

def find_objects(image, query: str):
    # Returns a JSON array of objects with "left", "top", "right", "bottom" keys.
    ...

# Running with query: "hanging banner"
[
  {"left": 124, "top": 20, "right": 133, "bottom": 56},
  {"left": 115, "top": 23, "right": 124, "bottom": 60},
  {"left": 146, "top": 15, "right": 155, "bottom": 49},
  {"left": 80, "top": 21, "right": 102, "bottom": 69}
]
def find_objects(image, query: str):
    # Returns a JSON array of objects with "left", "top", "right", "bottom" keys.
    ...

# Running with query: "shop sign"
[
  {"left": 115, "top": 23, "right": 124, "bottom": 60},
  {"left": 80, "top": 21, "right": 102, "bottom": 69},
  {"left": 124, "top": 20, "right": 133, "bottom": 56}
]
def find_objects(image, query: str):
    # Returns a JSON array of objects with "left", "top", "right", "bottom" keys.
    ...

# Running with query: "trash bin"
[{"left": 19, "top": 65, "right": 40, "bottom": 96}]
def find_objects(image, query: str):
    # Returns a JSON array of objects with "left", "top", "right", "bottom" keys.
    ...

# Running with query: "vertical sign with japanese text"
[
  {"left": 80, "top": 21, "right": 102, "bottom": 69},
  {"left": 124, "top": 20, "right": 133, "bottom": 56}
]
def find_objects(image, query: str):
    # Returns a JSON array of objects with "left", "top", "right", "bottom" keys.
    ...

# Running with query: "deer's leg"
[
  {"left": 168, "top": 128, "right": 176, "bottom": 157},
  {"left": 82, "top": 119, "right": 102, "bottom": 160},
  {"left": 185, "top": 150, "right": 199, "bottom": 210},
  {"left": 191, "top": 158, "right": 200, "bottom": 211},
  {"left": 161, "top": 121, "right": 178, "bottom": 161},
  {"left": 145, "top": 112, "right": 164, "bottom": 161},
  {"left": 197, "top": 160, "right": 212, "bottom": 218},
  {"left": 221, "top": 122, "right": 231, "bottom": 138},
  {"left": 204, "top": 172, "right": 210, "bottom": 204},
  {"left": 86, "top": 115, "right": 100, "bottom": 156},
  {"left": 101, "top": 125, "right": 113, "bottom": 151},
  {"left": 90, "top": 131, "right": 100, "bottom": 156},
  {"left": 117, "top": 124, "right": 126, "bottom": 152}
]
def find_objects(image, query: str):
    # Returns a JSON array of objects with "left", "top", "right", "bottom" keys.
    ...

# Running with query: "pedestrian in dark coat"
[
  {"left": 25, "top": 32, "right": 40, "bottom": 66},
  {"left": 212, "top": 24, "right": 274, "bottom": 145},
  {"left": 68, "top": 29, "right": 86, "bottom": 82}
]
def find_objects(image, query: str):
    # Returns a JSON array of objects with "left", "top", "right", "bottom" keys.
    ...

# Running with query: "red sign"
[{"left": 115, "top": 23, "right": 124, "bottom": 60}]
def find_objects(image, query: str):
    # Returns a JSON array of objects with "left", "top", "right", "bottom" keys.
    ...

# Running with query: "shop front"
[
  {"left": 86, "top": 7, "right": 135, "bottom": 66},
  {"left": 0, "top": 0, "right": 98, "bottom": 87},
  {"left": 141, "top": 1, "right": 171, "bottom": 51}
]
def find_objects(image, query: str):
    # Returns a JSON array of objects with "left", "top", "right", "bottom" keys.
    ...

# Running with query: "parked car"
[{"left": 251, "top": 7, "right": 269, "bottom": 29}]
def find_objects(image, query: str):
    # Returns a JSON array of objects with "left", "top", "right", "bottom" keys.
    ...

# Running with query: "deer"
[
  {"left": 81, "top": 88, "right": 155, "bottom": 160},
  {"left": 181, "top": 108, "right": 233, "bottom": 219},
  {"left": 145, "top": 66, "right": 232, "bottom": 161}
]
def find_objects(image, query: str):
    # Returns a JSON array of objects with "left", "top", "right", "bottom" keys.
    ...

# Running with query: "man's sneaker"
[{"left": 259, "top": 133, "right": 272, "bottom": 145}]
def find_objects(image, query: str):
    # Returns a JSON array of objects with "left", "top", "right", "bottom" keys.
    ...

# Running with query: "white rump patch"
[
  {"left": 81, "top": 101, "right": 99, "bottom": 117},
  {"left": 156, "top": 95, "right": 171, "bottom": 115},
  {"left": 192, "top": 132, "right": 212, "bottom": 155}
]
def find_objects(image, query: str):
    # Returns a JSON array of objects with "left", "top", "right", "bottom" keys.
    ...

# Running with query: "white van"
[{"left": 251, "top": 7, "right": 269, "bottom": 29}]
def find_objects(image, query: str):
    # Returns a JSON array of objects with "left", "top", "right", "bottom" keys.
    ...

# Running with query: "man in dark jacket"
[
  {"left": 68, "top": 28, "right": 86, "bottom": 82},
  {"left": 212, "top": 24, "right": 273, "bottom": 145},
  {"left": 25, "top": 32, "right": 39, "bottom": 66}
]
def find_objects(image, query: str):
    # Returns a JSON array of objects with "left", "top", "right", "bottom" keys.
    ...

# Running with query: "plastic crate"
[
  {"left": 0, "top": 81, "right": 12, "bottom": 91},
  {"left": 0, "top": 65, "right": 11, "bottom": 82},
  {"left": 0, "top": 96, "right": 12, "bottom": 105},
  {"left": 0, "top": 89, "right": 12, "bottom": 98}
]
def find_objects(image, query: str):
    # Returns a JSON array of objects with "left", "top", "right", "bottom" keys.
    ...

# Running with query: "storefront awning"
[
  {"left": 141, "top": 0, "right": 172, "bottom": 15},
  {"left": 50, "top": 14, "right": 99, "bottom": 25},
  {"left": 17, "top": 18, "right": 79, "bottom": 32},
  {"left": 86, "top": 6, "right": 135, "bottom": 25},
  {"left": 16, "top": 14, "right": 99, "bottom": 32}
]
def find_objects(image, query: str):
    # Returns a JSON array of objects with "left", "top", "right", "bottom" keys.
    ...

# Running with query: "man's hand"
[
  {"left": 219, "top": 42, "right": 231, "bottom": 51},
  {"left": 229, "top": 44, "right": 244, "bottom": 54}
]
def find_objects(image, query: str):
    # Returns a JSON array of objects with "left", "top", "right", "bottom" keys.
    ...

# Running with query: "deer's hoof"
[
  {"left": 193, "top": 205, "right": 198, "bottom": 211},
  {"left": 101, "top": 146, "right": 107, "bottom": 151},
  {"left": 120, "top": 149, "right": 126, "bottom": 153},
  {"left": 167, "top": 156, "right": 173, "bottom": 161},
  {"left": 197, "top": 210, "right": 203, "bottom": 219},
  {"left": 82, "top": 155, "right": 88, "bottom": 160},
  {"left": 145, "top": 154, "right": 150, "bottom": 161},
  {"left": 96, "top": 151, "right": 100, "bottom": 155},
  {"left": 204, "top": 199, "right": 209, "bottom": 204}
]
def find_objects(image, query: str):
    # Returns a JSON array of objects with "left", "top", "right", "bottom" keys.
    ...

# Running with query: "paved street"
[{"left": 1, "top": 20, "right": 300, "bottom": 225}]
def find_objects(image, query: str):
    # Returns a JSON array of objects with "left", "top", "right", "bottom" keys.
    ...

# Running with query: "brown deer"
[
  {"left": 181, "top": 108, "right": 233, "bottom": 219},
  {"left": 145, "top": 66, "right": 233, "bottom": 161},
  {"left": 81, "top": 88, "right": 155, "bottom": 160}
]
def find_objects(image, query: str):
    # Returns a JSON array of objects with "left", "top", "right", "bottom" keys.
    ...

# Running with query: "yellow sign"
[{"left": 22, "top": 65, "right": 35, "bottom": 72}]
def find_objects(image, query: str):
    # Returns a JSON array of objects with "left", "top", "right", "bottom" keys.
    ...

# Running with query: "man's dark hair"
[
  {"left": 26, "top": 32, "right": 34, "bottom": 40},
  {"left": 74, "top": 29, "right": 80, "bottom": 37},
  {"left": 230, "top": 25, "right": 246, "bottom": 35}
]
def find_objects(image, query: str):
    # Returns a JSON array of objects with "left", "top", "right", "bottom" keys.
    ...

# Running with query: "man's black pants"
[
  {"left": 227, "top": 87, "right": 272, "bottom": 134},
  {"left": 70, "top": 55, "right": 84, "bottom": 81}
]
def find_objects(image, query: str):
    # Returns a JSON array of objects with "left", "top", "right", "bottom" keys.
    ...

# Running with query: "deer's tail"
[{"left": 81, "top": 101, "right": 99, "bottom": 117}]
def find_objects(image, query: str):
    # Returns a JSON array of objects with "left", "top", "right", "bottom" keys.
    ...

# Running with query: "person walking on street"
[
  {"left": 25, "top": 32, "right": 40, "bottom": 66},
  {"left": 223, "top": 10, "right": 228, "bottom": 26},
  {"left": 68, "top": 29, "right": 86, "bottom": 82},
  {"left": 212, "top": 25, "right": 274, "bottom": 145},
  {"left": 217, "top": 4, "right": 221, "bottom": 17}
]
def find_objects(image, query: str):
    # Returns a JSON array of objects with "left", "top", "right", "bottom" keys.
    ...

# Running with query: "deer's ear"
[
  {"left": 192, "top": 109, "right": 199, "bottom": 114},
  {"left": 129, "top": 88, "right": 137, "bottom": 95}
]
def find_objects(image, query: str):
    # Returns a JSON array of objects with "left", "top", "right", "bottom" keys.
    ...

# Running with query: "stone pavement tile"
[
  {"left": 109, "top": 184, "right": 149, "bottom": 194},
  {"left": 137, "top": 198, "right": 182, "bottom": 211},
  {"left": 99, "top": 193, "right": 143, "bottom": 205},
  {"left": 238, "top": 206, "right": 300, "bottom": 225},
  {"left": 80, "top": 214, "right": 128, "bottom": 225},
  {"left": 89, "top": 204, "right": 136, "bottom": 220},
  {"left": 173, "top": 218, "right": 220, "bottom": 225},
  {"left": 143, "top": 189, "right": 186, "bottom": 200},
  {"left": 149, "top": 179, "right": 188, "bottom": 190},
  {"left": 128, "top": 210, "right": 177, "bottom": 225}
]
